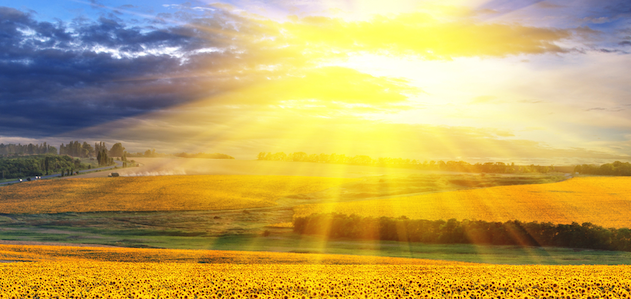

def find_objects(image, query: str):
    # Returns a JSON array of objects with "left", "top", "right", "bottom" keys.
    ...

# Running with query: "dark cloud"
[
  {"left": 0, "top": 6, "right": 237, "bottom": 137},
  {"left": 0, "top": 5, "right": 432, "bottom": 139},
  {"left": 599, "top": 48, "right": 620, "bottom": 53},
  {"left": 485, "top": 0, "right": 631, "bottom": 20},
  {"left": 601, "top": 0, "right": 631, "bottom": 17}
]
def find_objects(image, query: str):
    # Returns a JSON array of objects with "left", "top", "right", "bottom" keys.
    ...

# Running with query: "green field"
[{"left": 2, "top": 206, "right": 631, "bottom": 265}]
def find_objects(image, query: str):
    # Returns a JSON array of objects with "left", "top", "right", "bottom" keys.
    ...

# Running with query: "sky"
[{"left": 0, "top": 0, "right": 630, "bottom": 164}]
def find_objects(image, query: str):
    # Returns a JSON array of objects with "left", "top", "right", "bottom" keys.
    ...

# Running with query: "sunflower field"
[{"left": 0, "top": 245, "right": 630, "bottom": 298}]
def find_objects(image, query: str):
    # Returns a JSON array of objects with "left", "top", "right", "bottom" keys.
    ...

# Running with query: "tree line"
[
  {"left": 0, "top": 143, "right": 57, "bottom": 156},
  {"left": 2, "top": 141, "right": 126, "bottom": 159},
  {"left": 60, "top": 141, "right": 125, "bottom": 158},
  {"left": 173, "top": 152, "right": 234, "bottom": 159},
  {"left": 257, "top": 152, "right": 556, "bottom": 174},
  {"left": 575, "top": 161, "right": 631, "bottom": 176},
  {"left": 0, "top": 140, "right": 126, "bottom": 179},
  {"left": 294, "top": 213, "right": 631, "bottom": 252},
  {"left": 0, "top": 155, "right": 90, "bottom": 179},
  {"left": 128, "top": 149, "right": 234, "bottom": 159}
]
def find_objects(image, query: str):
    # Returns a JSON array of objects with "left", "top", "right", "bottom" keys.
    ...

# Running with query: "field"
[
  {"left": 5, "top": 164, "right": 630, "bottom": 264},
  {"left": 0, "top": 244, "right": 459, "bottom": 264},
  {"left": 3, "top": 168, "right": 631, "bottom": 264},
  {"left": 295, "top": 177, "right": 631, "bottom": 229},
  {"left": 2, "top": 162, "right": 631, "bottom": 297},
  {"left": 2, "top": 160, "right": 631, "bottom": 262},
  {"left": 76, "top": 157, "right": 449, "bottom": 178},
  {"left": 0, "top": 245, "right": 630, "bottom": 298},
  {"left": 93, "top": 157, "right": 568, "bottom": 179},
  {"left": 0, "top": 162, "right": 567, "bottom": 215},
  {"left": 0, "top": 175, "right": 352, "bottom": 214}
]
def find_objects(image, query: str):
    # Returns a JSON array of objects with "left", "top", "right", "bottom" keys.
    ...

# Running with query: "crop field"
[
  {"left": 86, "top": 157, "right": 445, "bottom": 178},
  {"left": 0, "top": 244, "right": 461, "bottom": 264},
  {"left": 294, "top": 172, "right": 566, "bottom": 202},
  {"left": 0, "top": 245, "right": 630, "bottom": 298},
  {"left": 295, "top": 177, "right": 631, "bottom": 228},
  {"left": 0, "top": 171, "right": 564, "bottom": 216},
  {"left": 0, "top": 175, "right": 352, "bottom": 214}
]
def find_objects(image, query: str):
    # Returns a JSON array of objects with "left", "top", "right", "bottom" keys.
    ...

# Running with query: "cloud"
[
  {"left": 583, "top": 16, "right": 611, "bottom": 24},
  {"left": 0, "top": 6, "right": 237, "bottom": 136},
  {"left": 585, "top": 107, "right": 624, "bottom": 112},
  {"left": 280, "top": 13, "right": 571, "bottom": 59},
  {"left": 193, "top": 66, "right": 417, "bottom": 108},
  {"left": 0, "top": 5, "right": 468, "bottom": 138},
  {"left": 534, "top": 2, "right": 565, "bottom": 9},
  {"left": 0, "top": 3, "right": 627, "bottom": 163}
]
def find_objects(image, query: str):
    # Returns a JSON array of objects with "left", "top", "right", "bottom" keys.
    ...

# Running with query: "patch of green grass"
[
  {"left": 2, "top": 224, "right": 631, "bottom": 265},
  {"left": 205, "top": 234, "right": 631, "bottom": 265}
]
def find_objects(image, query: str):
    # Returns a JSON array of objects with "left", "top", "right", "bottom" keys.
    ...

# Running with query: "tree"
[
  {"left": 44, "top": 156, "right": 49, "bottom": 175},
  {"left": 48, "top": 146, "right": 58, "bottom": 155},
  {"left": 82, "top": 142, "right": 94, "bottom": 157},
  {"left": 97, "top": 149, "right": 109, "bottom": 166},
  {"left": 109, "top": 143, "right": 125, "bottom": 157}
]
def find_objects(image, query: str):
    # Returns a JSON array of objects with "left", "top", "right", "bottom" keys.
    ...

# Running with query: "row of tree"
[
  {"left": 96, "top": 149, "right": 113, "bottom": 166},
  {"left": 575, "top": 161, "right": 631, "bottom": 176},
  {"left": 0, "top": 143, "right": 57, "bottom": 156},
  {"left": 0, "top": 155, "right": 89, "bottom": 179},
  {"left": 128, "top": 149, "right": 234, "bottom": 159},
  {"left": 1, "top": 141, "right": 126, "bottom": 159},
  {"left": 60, "top": 141, "right": 125, "bottom": 158},
  {"left": 294, "top": 214, "right": 631, "bottom": 252},
  {"left": 257, "top": 152, "right": 556, "bottom": 174},
  {"left": 173, "top": 152, "right": 234, "bottom": 159},
  {"left": 60, "top": 141, "right": 94, "bottom": 158},
  {"left": 127, "top": 149, "right": 167, "bottom": 158}
]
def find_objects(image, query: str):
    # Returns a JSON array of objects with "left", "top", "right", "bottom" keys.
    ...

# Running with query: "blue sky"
[
  {"left": 5, "top": 0, "right": 189, "bottom": 21},
  {"left": 0, "top": 0, "right": 630, "bottom": 163}
]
